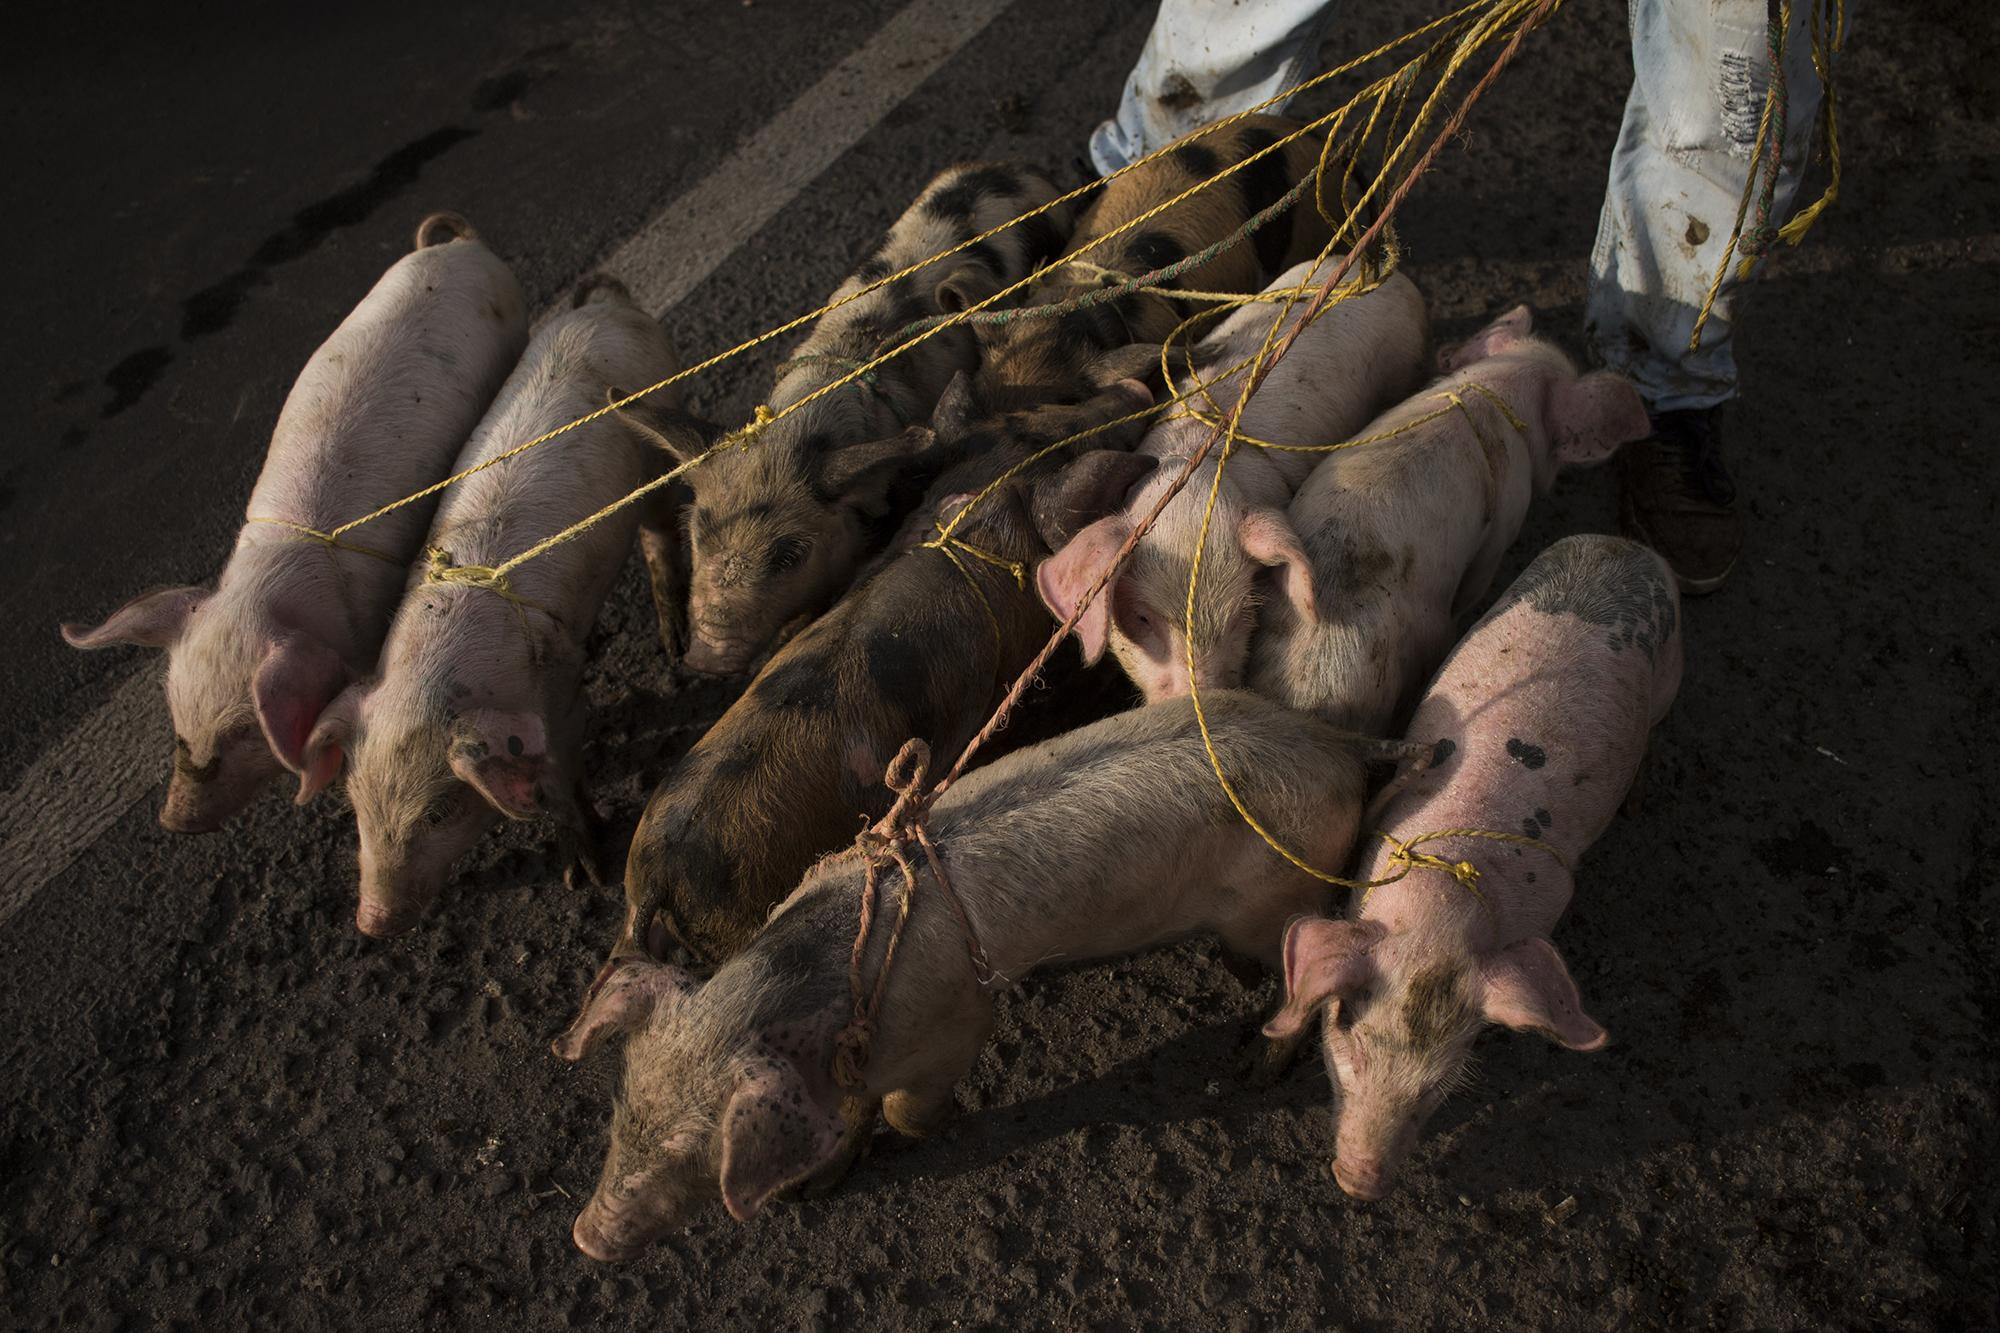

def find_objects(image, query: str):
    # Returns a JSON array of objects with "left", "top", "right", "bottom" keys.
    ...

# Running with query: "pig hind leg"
[
  {"left": 558, "top": 780, "right": 612, "bottom": 890},
  {"left": 639, "top": 489, "right": 688, "bottom": 670}
]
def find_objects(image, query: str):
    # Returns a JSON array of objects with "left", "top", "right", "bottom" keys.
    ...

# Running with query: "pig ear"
[
  {"left": 1237, "top": 509, "right": 1317, "bottom": 623},
  {"left": 1084, "top": 342, "right": 1165, "bottom": 389},
  {"left": 933, "top": 263, "right": 999, "bottom": 315},
  {"left": 1437, "top": 304, "right": 1534, "bottom": 373},
  {"left": 929, "top": 371, "right": 980, "bottom": 439},
  {"left": 610, "top": 388, "right": 714, "bottom": 466},
  {"left": 1477, "top": 937, "right": 1608, "bottom": 1051},
  {"left": 61, "top": 585, "right": 209, "bottom": 650},
  {"left": 551, "top": 955, "right": 699, "bottom": 1061},
  {"left": 717, "top": 1058, "right": 846, "bottom": 1222},
  {"left": 296, "top": 684, "right": 365, "bottom": 804},
  {"left": 1546, "top": 371, "right": 1651, "bottom": 467},
  {"left": 1028, "top": 451, "right": 1157, "bottom": 550},
  {"left": 1035, "top": 513, "right": 1132, "bottom": 665},
  {"left": 818, "top": 426, "right": 940, "bottom": 513},
  {"left": 1264, "top": 917, "right": 1383, "bottom": 1038},
  {"left": 252, "top": 633, "right": 348, "bottom": 773},
  {"left": 448, "top": 709, "right": 550, "bottom": 820}
]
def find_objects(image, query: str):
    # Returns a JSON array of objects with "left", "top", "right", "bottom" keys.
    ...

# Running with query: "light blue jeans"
[{"left": 1092, "top": 0, "right": 1842, "bottom": 412}]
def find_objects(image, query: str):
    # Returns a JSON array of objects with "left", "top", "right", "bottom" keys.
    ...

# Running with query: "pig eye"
[
  {"left": 767, "top": 536, "right": 811, "bottom": 573},
  {"left": 422, "top": 795, "right": 454, "bottom": 827}
]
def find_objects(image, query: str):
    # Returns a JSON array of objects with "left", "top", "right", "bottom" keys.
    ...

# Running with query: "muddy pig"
[
  {"left": 608, "top": 378, "right": 1156, "bottom": 966},
  {"left": 295, "top": 279, "right": 692, "bottom": 937},
  {"left": 61, "top": 214, "right": 526, "bottom": 832},
  {"left": 973, "top": 115, "right": 1335, "bottom": 413},
  {"left": 647, "top": 162, "right": 1075, "bottom": 675},
  {"left": 1264, "top": 534, "right": 1683, "bottom": 1199},
  {"left": 1039, "top": 256, "right": 1426, "bottom": 701},
  {"left": 1248, "top": 304, "right": 1651, "bottom": 734},
  {"left": 553, "top": 689, "right": 1374, "bottom": 1259}
]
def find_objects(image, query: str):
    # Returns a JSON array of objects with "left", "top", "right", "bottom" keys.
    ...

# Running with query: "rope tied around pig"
[
  {"left": 1367, "top": 827, "right": 1570, "bottom": 905},
  {"left": 242, "top": 516, "right": 405, "bottom": 566},
  {"left": 823, "top": 0, "right": 1576, "bottom": 1088},
  {"left": 830, "top": 739, "right": 994, "bottom": 1092},
  {"left": 240, "top": 0, "right": 1543, "bottom": 576}
]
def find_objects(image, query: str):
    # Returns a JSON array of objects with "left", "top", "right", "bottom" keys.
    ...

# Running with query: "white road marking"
[
  {"left": 0, "top": 0, "right": 1018, "bottom": 929},
  {"left": 0, "top": 671, "right": 170, "bottom": 927},
  {"left": 599, "top": 0, "right": 1018, "bottom": 315}
]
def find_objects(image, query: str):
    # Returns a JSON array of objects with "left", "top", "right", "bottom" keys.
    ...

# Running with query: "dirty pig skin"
[
  {"left": 295, "top": 279, "right": 694, "bottom": 938},
  {"left": 553, "top": 689, "right": 1376, "bottom": 1261},
  {"left": 657, "top": 162, "right": 1077, "bottom": 676},
  {"left": 62, "top": 214, "right": 527, "bottom": 833},
  {"left": 1265, "top": 534, "right": 1684, "bottom": 1200}
]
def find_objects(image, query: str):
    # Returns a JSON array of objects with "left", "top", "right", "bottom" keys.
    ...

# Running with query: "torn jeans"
[{"left": 1092, "top": 0, "right": 1842, "bottom": 411}]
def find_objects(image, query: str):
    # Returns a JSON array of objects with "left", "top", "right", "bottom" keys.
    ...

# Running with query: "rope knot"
[
  {"left": 877, "top": 738, "right": 932, "bottom": 829},
  {"left": 424, "top": 545, "right": 513, "bottom": 598},
  {"left": 727, "top": 404, "right": 776, "bottom": 451},
  {"left": 1384, "top": 834, "right": 1485, "bottom": 893},
  {"left": 830, "top": 1022, "right": 873, "bottom": 1092}
]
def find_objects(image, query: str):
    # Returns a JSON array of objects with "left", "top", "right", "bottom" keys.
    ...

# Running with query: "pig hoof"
[{"left": 881, "top": 1092, "right": 956, "bottom": 1139}]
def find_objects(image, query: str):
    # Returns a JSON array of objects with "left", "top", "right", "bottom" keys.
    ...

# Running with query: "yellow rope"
[
  {"left": 299, "top": 3, "right": 1493, "bottom": 571},
  {"left": 1057, "top": 261, "right": 1330, "bottom": 309},
  {"left": 1364, "top": 827, "right": 1572, "bottom": 905},
  {"left": 1689, "top": 0, "right": 1842, "bottom": 352},
  {"left": 1174, "top": 379, "right": 1525, "bottom": 456},
  {"left": 242, "top": 1, "right": 1556, "bottom": 616},
  {"left": 421, "top": 545, "right": 549, "bottom": 615},
  {"left": 1776, "top": 0, "right": 1844, "bottom": 247},
  {"left": 394, "top": 101, "right": 1411, "bottom": 589},
  {"left": 921, "top": 530, "right": 1025, "bottom": 657},
  {"left": 1176, "top": 0, "right": 1563, "bottom": 894},
  {"left": 242, "top": 515, "right": 405, "bottom": 565}
]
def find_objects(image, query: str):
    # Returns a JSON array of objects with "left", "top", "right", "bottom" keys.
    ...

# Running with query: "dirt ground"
[{"left": 3, "top": 0, "right": 1996, "bottom": 1328}]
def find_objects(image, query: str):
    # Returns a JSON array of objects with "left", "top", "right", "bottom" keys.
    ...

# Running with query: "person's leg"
[
  {"left": 1090, "top": 0, "right": 1341, "bottom": 176},
  {"left": 1586, "top": 0, "right": 1844, "bottom": 593}
]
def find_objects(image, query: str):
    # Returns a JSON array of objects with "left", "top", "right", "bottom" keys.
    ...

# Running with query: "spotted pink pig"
[{"left": 1265, "top": 534, "right": 1683, "bottom": 1200}]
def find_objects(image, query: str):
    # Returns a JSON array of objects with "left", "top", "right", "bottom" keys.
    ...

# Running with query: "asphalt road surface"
[{"left": 3, "top": 0, "right": 1996, "bottom": 1327}]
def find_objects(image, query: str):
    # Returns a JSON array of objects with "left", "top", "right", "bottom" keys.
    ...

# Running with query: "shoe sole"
[{"left": 1619, "top": 499, "right": 1736, "bottom": 596}]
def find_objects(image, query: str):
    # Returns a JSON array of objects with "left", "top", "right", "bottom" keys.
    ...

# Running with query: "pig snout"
[
  {"left": 159, "top": 786, "right": 231, "bottom": 835},
  {"left": 681, "top": 593, "right": 767, "bottom": 676},
  {"left": 354, "top": 846, "right": 444, "bottom": 938},
  {"left": 571, "top": 1192, "right": 670, "bottom": 1264},
  {"left": 680, "top": 630, "right": 755, "bottom": 677},
  {"left": 1333, "top": 1156, "right": 1394, "bottom": 1201},
  {"left": 355, "top": 897, "right": 425, "bottom": 939},
  {"left": 159, "top": 746, "right": 279, "bottom": 833}
]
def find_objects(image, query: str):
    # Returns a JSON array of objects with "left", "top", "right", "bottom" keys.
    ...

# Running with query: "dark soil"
[{"left": 2, "top": 0, "right": 1995, "bottom": 1328}]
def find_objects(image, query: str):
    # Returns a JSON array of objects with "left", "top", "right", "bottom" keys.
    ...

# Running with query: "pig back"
[
  {"left": 1194, "top": 264, "right": 1428, "bottom": 493},
  {"left": 246, "top": 238, "right": 526, "bottom": 568},
  {"left": 924, "top": 691, "right": 1367, "bottom": 961},
  {"left": 1387, "top": 535, "right": 1681, "bottom": 866},
  {"left": 422, "top": 300, "right": 677, "bottom": 637},
  {"left": 630, "top": 514, "right": 1041, "bottom": 962}
]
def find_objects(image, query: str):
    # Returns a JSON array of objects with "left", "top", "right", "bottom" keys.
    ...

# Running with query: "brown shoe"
[{"left": 1619, "top": 408, "right": 1743, "bottom": 595}]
